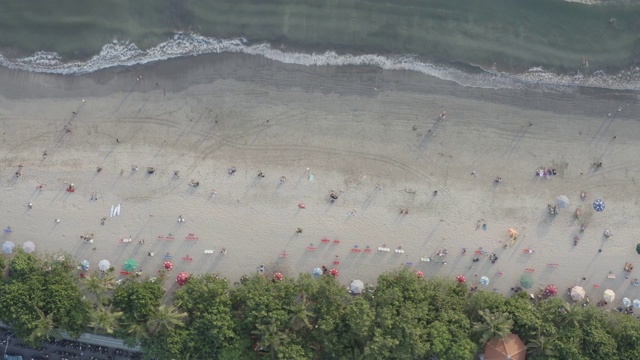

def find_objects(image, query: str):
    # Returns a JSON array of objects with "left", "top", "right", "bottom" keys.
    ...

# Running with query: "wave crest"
[{"left": 0, "top": 33, "right": 638, "bottom": 92}]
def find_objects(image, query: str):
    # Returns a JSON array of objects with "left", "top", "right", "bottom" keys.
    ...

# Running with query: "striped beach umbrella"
[
  {"left": 593, "top": 199, "right": 605, "bottom": 212},
  {"left": 176, "top": 272, "right": 190, "bottom": 286}
]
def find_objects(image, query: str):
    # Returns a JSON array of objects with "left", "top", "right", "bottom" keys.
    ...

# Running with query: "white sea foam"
[{"left": 0, "top": 33, "right": 638, "bottom": 92}]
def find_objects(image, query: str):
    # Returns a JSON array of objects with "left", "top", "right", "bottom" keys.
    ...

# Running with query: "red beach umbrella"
[
  {"left": 176, "top": 272, "right": 190, "bottom": 286},
  {"left": 274, "top": 272, "right": 284, "bottom": 281},
  {"left": 416, "top": 271, "right": 424, "bottom": 278},
  {"left": 456, "top": 275, "right": 466, "bottom": 283},
  {"left": 329, "top": 268, "right": 339, "bottom": 277},
  {"left": 545, "top": 284, "right": 557, "bottom": 296},
  {"left": 163, "top": 261, "right": 173, "bottom": 271}
]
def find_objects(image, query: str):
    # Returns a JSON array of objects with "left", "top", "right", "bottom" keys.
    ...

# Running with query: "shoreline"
[{"left": 1, "top": 53, "right": 640, "bottom": 302}]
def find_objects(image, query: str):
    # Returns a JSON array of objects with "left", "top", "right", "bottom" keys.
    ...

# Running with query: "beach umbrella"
[
  {"left": 556, "top": 195, "right": 570, "bottom": 209},
  {"left": 571, "top": 286, "right": 586, "bottom": 301},
  {"left": 480, "top": 276, "right": 490, "bottom": 286},
  {"left": 484, "top": 334, "right": 526, "bottom": 360},
  {"left": 329, "top": 268, "right": 339, "bottom": 277},
  {"left": 273, "top": 272, "right": 284, "bottom": 281},
  {"left": 80, "top": 260, "right": 90, "bottom": 271},
  {"left": 545, "top": 284, "right": 557, "bottom": 296},
  {"left": 312, "top": 268, "right": 323, "bottom": 278},
  {"left": 520, "top": 274, "right": 534, "bottom": 289},
  {"left": 350, "top": 280, "right": 364, "bottom": 294},
  {"left": 124, "top": 258, "right": 138, "bottom": 272},
  {"left": 456, "top": 275, "right": 466, "bottom": 283},
  {"left": 634, "top": 299, "right": 640, "bottom": 309},
  {"left": 176, "top": 272, "right": 190, "bottom": 286},
  {"left": 593, "top": 199, "right": 605, "bottom": 212},
  {"left": 623, "top": 297, "right": 631, "bottom": 307},
  {"left": 98, "top": 259, "right": 111, "bottom": 271},
  {"left": 604, "top": 289, "right": 615, "bottom": 303},
  {"left": 163, "top": 261, "right": 173, "bottom": 271},
  {"left": 22, "top": 241, "right": 36, "bottom": 253},
  {"left": 2, "top": 241, "right": 15, "bottom": 254}
]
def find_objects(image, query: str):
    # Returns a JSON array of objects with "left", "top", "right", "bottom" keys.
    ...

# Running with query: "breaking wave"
[{"left": 0, "top": 33, "right": 638, "bottom": 92}]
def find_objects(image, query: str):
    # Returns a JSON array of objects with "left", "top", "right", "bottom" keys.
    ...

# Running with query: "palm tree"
[
  {"left": 527, "top": 335, "right": 559, "bottom": 359},
  {"left": 83, "top": 274, "right": 107, "bottom": 303},
  {"left": 287, "top": 294, "right": 314, "bottom": 330},
  {"left": 557, "top": 302, "right": 583, "bottom": 328},
  {"left": 123, "top": 318, "right": 148, "bottom": 344},
  {"left": 146, "top": 305, "right": 187, "bottom": 335},
  {"left": 90, "top": 305, "right": 123, "bottom": 334},
  {"left": 472, "top": 309, "right": 513, "bottom": 345},
  {"left": 27, "top": 308, "right": 61, "bottom": 344},
  {"left": 252, "top": 322, "right": 288, "bottom": 354}
]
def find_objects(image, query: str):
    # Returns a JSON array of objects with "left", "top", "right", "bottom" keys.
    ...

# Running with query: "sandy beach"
[{"left": 1, "top": 53, "right": 640, "bottom": 301}]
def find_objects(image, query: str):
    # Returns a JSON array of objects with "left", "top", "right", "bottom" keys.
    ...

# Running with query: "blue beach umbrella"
[
  {"left": 480, "top": 276, "right": 490, "bottom": 286},
  {"left": 593, "top": 199, "right": 605, "bottom": 212},
  {"left": 623, "top": 297, "right": 631, "bottom": 307},
  {"left": 634, "top": 299, "right": 640, "bottom": 309},
  {"left": 312, "top": 268, "right": 323, "bottom": 278},
  {"left": 80, "top": 260, "right": 90, "bottom": 271},
  {"left": 2, "top": 241, "right": 15, "bottom": 254}
]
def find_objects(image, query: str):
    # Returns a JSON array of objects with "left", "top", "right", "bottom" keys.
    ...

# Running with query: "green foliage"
[
  {"left": 1, "top": 251, "right": 639, "bottom": 360},
  {"left": 0, "top": 252, "right": 90, "bottom": 345}
]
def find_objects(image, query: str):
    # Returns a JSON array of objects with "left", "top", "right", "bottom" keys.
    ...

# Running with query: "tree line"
[{"left": 0, "top": 251, "right": 639, "bottom": 359}]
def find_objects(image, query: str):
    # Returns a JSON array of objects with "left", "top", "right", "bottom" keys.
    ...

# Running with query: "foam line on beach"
[{"left": 0, "top": 33, "right": 638, "bottom": 92}]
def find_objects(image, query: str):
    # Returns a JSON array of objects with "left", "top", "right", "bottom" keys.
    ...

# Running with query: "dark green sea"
[{"left": 0, "top": 0, "right": 639, "bottom": 90}]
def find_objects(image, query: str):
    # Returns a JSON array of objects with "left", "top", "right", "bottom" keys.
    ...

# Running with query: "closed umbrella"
[
  {"left": 520, "top": 274, "right": 534, "bottom": 289},
  {"left": 98, "top": 259, "right": 110, "bottom": 271},
  {"left": 556, "top": 195, "right": 570, "bottom": 209},
  {"left": 571, "top": 286, "right": 586, "bottom": 301},
  {"left": 312, "top": 268, "right": 323, "bottom": 278},
  {"left": 634, "top": 299, "right": 640, "bottom": 309},
  {"left": 604, "top": 289, "right": 615, "bottom": 303},
  {"left": 350, "top": 280, "right": 364, "bottom": 294},
  {"left": 480, "top": 276, "right": 490, "bottom": 286},
  {"left": 124, "top": 258, "right": 138, "bottom": 272},
  {"left": 2, "top": 241, "right": 15, "bottom": 254},
  {"left": 80, "top": 260, "right": 90, "bottom": 271},
  {"left": 623, "top": 297, "right": 631, "bottom": 307},
  {"left": 22, "top": 241, "right": 36, "bottom": 253}
]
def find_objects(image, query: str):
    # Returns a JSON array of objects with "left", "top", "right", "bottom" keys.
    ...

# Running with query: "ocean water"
[{"left": 0, "top": 0, "right": 639, "bottom": 91}]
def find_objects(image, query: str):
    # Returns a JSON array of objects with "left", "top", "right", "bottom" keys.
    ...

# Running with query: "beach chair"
[
  {"left": 157, "top": 235, "right": 164, "bottom": 240},
  {"left": 120, "top": 271, "right": 131, "bottom": 276},
  {"left": 166, "top": 236, "right": 174, "bottom": 241},
  {"left": 607, "top": 273, "right": 616, "bottom": 279},
  {"left": 306, "top": 246, "right": 317, "bottom": 251},
  {"left": 163, "top": 253, "right": 172, "bottom": 260},
  {"left": 279, "top": 251, "right": 289, "bottom": 258},
  {"left": 321, "top": 238, "right": 331, "bottom": 244},
  {"left": 333, "top": 239, "right": 340, "bottom": 245},
  {"left": 333, "top": 260, "right": 340, "bottom": 265},
  {"left": 204, "top": 250, "right": 214, "bottom": 254},
  {"left": 182, "top": 255, "right": 193, "bottom": 261},
  {"left": 364, "top": 246, "right": 372, "bottom": 253},
  {"left": 420, "top": 257, "right": 430, "bottom": 262}
]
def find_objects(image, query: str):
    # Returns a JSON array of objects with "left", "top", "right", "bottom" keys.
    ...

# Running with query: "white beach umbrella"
[
  {"left": 480, "top": 276, "right": 490, "bottom": 286},
  {"left": 570, "top": 286, "right": 585, "bottom": 301},
  {"left": 603, "top": 289, "right": 615, "bottom": 303},
  {"left": 22, "top": 241, "right": 36, "bottom": 253},
  {"left": 622, "top": 297, "right": 631, "bottom": 307},
  {"left": 98, "top": 259, "right": 111, "bottom": 271},
  {"left": 2, "top": 241, "right": 15, "bottom": 254},
  {"left": 350, "top": 280, "right": 364, "bottom": 294},
  {"left": 556, "top": 195, "right": 570, "bottom": 209}
]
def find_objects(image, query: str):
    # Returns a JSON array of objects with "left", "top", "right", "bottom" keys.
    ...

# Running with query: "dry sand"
[{"left": 1, "top": 53, "right": 640, "bottom": 302}]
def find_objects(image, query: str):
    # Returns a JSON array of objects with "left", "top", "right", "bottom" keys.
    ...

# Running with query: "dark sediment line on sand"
[{"left": 0, "top": 52, "right": 637, "bottom": 120}]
